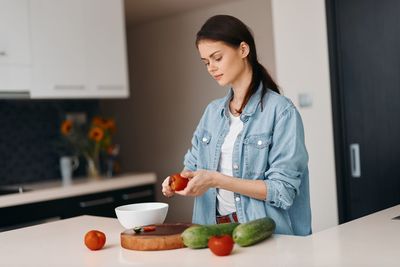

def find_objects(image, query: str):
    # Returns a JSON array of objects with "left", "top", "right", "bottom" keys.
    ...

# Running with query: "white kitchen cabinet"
[
  {"left": 84, "top": 0, "right": 129, "bottom": 98},
  {"left": 0, "top": 0, "right": 31, "bottom": 92},
  {"left": 29, "top": 0, "right": 129, "bottom": 98},
  {"left": 29, "top": 0, "right": 87, "bottom": 98}
]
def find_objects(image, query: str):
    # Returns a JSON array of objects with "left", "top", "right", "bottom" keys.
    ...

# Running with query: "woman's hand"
[
  {"left": 176, "top": 170, "right": 218, "bottom": 197},
  {"left": 162, "top": 169, "right": 267, "bottom": 200},
  {"left": 161, "top": 176, "right": 175, "bottom": 198}
]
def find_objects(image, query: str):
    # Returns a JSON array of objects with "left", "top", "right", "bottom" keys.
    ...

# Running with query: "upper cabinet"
[
  {"left": 0, "top": 0, "right": 31, "bottom": 93},
  {"left": 84, "top": 0, "right": 128, "bottom": 98},
  {"left": 29, "top": 0, "right": 87, "bottom": 98},
  {"left": 0, "top": 0, "right": 129, "bottom": 99}
]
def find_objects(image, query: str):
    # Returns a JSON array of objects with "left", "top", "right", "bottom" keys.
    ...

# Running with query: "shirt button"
[
  {"left": 257, "top": 140, "right": 263, "bottom": 146},
  {"left": 202, "top": 137, "right": 208, "bottom": 142},
  {"left": 235, "top": 197, "right": 241, "bottom": 202},
  {"left": 233, "top": 164, "right": 239, "bottom": 169}
]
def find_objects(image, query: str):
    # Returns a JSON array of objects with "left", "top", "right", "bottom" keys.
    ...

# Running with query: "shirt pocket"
[
  {"left": 243, "top": 133, "right": 272, "bottom": 176},
  {"left": 196, "top": 129, "right": 212, "bottom": 169}
]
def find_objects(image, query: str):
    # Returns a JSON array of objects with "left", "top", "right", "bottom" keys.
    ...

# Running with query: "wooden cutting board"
[{"left": 120, "top": 223, "right": 193, "bottom": 251}]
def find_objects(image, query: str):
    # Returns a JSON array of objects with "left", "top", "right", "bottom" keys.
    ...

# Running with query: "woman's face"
[{"left": 197, "top": 40, "right": 249, "bottom": 87}]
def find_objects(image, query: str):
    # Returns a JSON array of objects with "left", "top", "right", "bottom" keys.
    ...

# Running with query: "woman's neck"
[{"left": 230, "top": 64, "right": 253, "bottom": 112}]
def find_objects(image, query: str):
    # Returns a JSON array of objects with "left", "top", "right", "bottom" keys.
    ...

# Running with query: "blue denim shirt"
[{"left": 184, "top": 83, "right": 312, "bottom": 236}]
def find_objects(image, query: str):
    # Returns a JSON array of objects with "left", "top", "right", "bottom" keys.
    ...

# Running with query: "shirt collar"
[{"left": 219, "top": 82, "right": 264, "bottom": 119}]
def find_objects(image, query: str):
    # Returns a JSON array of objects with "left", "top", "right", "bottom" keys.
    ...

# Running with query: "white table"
[{"left": 0, "top": 205, "right": 399, "bottom": 267}]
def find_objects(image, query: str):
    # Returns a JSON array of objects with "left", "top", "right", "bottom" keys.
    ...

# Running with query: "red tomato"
[
  {"left": 208, "top": 235, "right": 234, "bottom": 256},
  {"left": 84, "top": 230, "right": 106, "bottom": 250},
  {"left": 169, "top": 173, "right": 189, "bottom": 191},
  {"left": 143, "top": 225, "right": 156, "bottom": 232}
]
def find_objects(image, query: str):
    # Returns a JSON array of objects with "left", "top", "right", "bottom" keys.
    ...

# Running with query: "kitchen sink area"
[
  {"left": 0, "top": 186, "right": 33, "bottom": 196},
  {"left": 0, "top": 177, "right": 95, "bottom": 197}
]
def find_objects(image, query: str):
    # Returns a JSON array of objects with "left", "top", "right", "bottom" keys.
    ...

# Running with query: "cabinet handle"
[
  {"left": 350, "top": 143, "right": 361, "bottom": 178},
  {"left": 0, "top": 51, "right": 7, "bottom": 56},
  {"left": 54, "top": 85, "right": 85, "bottom": 90},
  {"left": 79, "top": 197, "right": 114, "bottom": 208},
  {"left": 121, "top": 189, "right": 153, "bottom": 201},
  {"left": 97, "top": 85, "right": 124, "bottom": 90}
]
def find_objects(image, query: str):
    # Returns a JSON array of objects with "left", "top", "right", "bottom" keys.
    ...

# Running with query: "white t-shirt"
[{"left": 216, "top": 110, "right": 244, "bottom": 215}]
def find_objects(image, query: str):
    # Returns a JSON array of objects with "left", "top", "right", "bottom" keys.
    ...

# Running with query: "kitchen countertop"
[
  {"left": 0, "top": 205, "right": 399, "bottom": 267},
  {"left": 0, "top": 172, "right": 157, "bottom": 208}
]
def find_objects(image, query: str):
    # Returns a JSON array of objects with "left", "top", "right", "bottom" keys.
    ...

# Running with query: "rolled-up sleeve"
[{"left": 264, "top": 106, "right": 308, "bottom": 210}]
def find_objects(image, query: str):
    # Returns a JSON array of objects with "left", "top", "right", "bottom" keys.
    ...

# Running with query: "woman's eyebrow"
[{"left": 201, "top": 50, "right": 221, "bottom": 60}]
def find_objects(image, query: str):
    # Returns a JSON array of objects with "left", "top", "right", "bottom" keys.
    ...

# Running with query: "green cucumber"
[
  {"left": 181, "top": 222, "right": 239, "bottom": 249},
  {"left": 232, "top": 217, "right": 276, "bottom": 247}
]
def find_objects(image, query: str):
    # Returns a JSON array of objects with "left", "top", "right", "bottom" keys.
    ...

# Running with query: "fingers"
[
  {"left": 162, "top": 176, "right": 170, "bottom": 186},
  {"left": 175, "top": 186, "right": 192, "bottom": 196},
  {"left": 175, "top": 180, "right": 198, "bottom": 196},
  {"left": 161, "top": 176, "right": 174, "bottom": 198},
  {"left": 181, "top": 170, "right": 196, "bottom": 180},
  {"left": 163, "top": 171, "right": 201, "bottom": 197}
]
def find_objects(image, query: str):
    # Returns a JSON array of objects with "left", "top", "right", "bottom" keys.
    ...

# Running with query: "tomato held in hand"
[
  {"left": 84, "top": 230, "right": 106, "bottom": 250},
  {"left": 208, "top": 235, "right": 234, "bottom": 256},
  {"left": 169, "top": 173, "right": 189, "bottom": 191}
]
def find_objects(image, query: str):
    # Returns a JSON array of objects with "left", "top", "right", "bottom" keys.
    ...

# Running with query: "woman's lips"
[{"left": 214, "top": 74, "right": 223, "bottom": 80}]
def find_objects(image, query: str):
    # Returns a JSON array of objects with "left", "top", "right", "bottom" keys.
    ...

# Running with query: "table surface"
[{"left": 0, "top": 205, "right": 399, "bottom": 267}]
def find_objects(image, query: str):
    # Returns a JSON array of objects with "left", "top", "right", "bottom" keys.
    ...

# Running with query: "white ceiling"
[{"left": 124, "top": 0, "right": 236, "bottom": 26}]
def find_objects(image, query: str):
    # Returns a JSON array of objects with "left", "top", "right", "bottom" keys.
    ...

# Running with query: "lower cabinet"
[{"left": 0, "top": 184, "right": 155, "bottom": 231}]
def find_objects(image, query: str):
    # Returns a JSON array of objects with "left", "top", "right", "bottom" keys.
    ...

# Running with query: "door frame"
[{"left": 325, "top": 0, "right": 349, "bottom": 224}]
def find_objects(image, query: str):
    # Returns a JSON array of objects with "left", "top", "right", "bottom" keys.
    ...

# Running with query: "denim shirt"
[{"left": 184, "top": 83, "right": 312, "bottom": 236}]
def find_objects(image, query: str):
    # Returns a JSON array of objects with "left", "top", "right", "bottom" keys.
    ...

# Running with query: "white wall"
[
  {"left": 101, "top": 0, "right": 339, "bottom": 232},
  {"left": 271, "top": 0, "right": 338, "bottom": 231}
]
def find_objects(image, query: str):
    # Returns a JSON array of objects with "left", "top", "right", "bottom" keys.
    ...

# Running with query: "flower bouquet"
[{"left": 60, "top": 116, "right": 117, "bottom": 178}]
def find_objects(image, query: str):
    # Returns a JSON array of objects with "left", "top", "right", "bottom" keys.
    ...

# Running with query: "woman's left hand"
[{"left": 176, "top": 169, "right": 218, "bottom": 196}]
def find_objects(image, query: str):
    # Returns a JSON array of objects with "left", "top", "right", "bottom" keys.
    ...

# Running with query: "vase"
[
  {"left": 86, "top": 156, "right": 100, "bottom": 179},
  {"left": 60, "top": 156, "right": 79, "bottom": 185}
]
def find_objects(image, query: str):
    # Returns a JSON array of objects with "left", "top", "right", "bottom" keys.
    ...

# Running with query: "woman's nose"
[{"left": 208, "top": 63, "right": 217, "bottom": 73}]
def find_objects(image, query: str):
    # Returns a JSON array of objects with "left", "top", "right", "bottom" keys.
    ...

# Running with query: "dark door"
[{"left": 327, "top": 0, "right": 400, "bottom": 222}]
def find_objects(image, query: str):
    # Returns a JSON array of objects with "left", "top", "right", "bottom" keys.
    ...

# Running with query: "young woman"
[{"left": 162, "top": 15, "right": 311, "bottom": 236}]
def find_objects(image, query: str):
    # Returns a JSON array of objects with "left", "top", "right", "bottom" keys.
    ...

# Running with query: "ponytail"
[{"left": 236, "top": 62, "right": 280, "bottom": 113}]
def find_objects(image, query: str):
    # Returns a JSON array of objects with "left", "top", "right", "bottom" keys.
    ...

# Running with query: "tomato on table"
[
  {"left": 84, "top": 230, "right": 106, "bottom": 250},
  {"left": 169, "top": 173, "right": 189, "bottom": 191},
  {"left": 208, "top": 235, "right": 234, "bottom": 256}
]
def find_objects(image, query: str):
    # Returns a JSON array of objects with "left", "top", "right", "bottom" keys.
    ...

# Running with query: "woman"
[{"left": 162, "top": 15, "right": 311, "bottom": 236}]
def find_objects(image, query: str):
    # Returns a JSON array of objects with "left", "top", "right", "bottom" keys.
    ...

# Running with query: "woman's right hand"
[{"left": 161, "top": 176, "right": 175, "bottom": 198}]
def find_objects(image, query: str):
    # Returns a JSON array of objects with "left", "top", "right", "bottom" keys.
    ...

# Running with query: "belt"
[{"left": 216, "top": 212, "right": 238, "bottom": 224}]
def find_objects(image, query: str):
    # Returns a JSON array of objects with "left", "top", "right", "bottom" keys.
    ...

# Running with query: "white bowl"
[{"left": 115, "top": 202, "right": 168, "bottom": 229}]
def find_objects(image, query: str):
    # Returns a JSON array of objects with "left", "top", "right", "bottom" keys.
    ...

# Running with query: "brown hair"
[{"left": 196, "top": 15, "right": 280, "bottom": 113}]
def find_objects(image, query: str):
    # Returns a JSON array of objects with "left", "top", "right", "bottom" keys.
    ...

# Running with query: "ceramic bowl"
[{"left": 115, "top": 202, "right": 168, "bottom": 229}]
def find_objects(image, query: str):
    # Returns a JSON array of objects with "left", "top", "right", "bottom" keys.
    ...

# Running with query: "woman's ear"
[{"left": 239, "top": 42, "right": 250, "bottom": 58}]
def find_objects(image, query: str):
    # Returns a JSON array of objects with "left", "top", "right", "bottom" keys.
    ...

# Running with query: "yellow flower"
[
  {"left": 92, "top": 117, "right": 116, "bottom": 133},
  {"left": 92, "top": 117, "right": 106, "bottom": 128},
  {"left": 104, "top": 119, "right": 116, "bottom": 133},
  {"left": 60, "top": 116, "right": 116, "bottom": 159},
  {"left": 88, "top": 127, "right": 104, "bottom": 142},
  {"left": 61, "top": 120, "right": 73, "bottom": 136}
]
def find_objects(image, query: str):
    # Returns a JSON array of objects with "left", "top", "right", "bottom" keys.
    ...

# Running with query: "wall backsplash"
[{"left": 0, "top": 100, "right": 99, "bottom": 186}]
